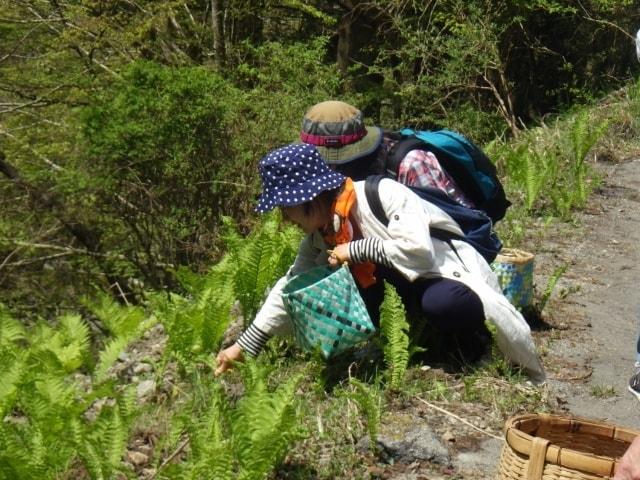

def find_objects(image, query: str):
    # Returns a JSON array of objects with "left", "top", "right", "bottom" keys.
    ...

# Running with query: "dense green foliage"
[
  {"left": 1, "top": 0, "right": 639, "bottom": 312},
  {"left": 2, "top": 1, "right": 640, "bottom": 477},
  {"left": 0, "top": 216, "right": 302, "bottom": 479}
]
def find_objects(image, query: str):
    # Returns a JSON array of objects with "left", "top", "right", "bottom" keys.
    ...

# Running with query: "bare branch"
[
  {"left": 0, "top": 128, "right": 64, "bottom": 171},
  {"left": 576, "top": 0, "right": 635, "bottom": 41}
]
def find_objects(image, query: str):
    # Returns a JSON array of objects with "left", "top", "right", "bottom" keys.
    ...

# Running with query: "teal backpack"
[{"left": 386, "top": 128, "right": 511, "bottom": 223}]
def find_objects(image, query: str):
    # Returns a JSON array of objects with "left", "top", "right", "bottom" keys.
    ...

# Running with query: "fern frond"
[
  {"left": 198, "top": 290, "right": 233, "bottom": 352},
  {"left": 94, "top": 336, "right": 130, "bottom": 383},
  {"left": 233, "top": 361, "right": 305, "bottom": 480},
  {"left": 201, "top": 255, "right": 237, "bottom": 297},
  {"left": 0, "top": 362, "right": 25, "bottom": 417},
  {"left": 84, "top": 386, "right": 137, "bottom": 478},
  {"left": 46, "top": 314, "right": 91, "bottom": 372},
  {"left": 84, "top": 294, "right": 146, "bottom": 338},
  {"left": 347, "top": 378, "right": 381, "bottom": 448},
  {"left": 183, "top": 383, "right": 235, "bottom": 480},
  {"left": 0, "top": 306, "right": 25, "bottom": 349},
  {"left": 234, "top": 213, "right": 301, "bottom": 323},
  {"left": 220, "top": 215, "right": 244, "bottom": 255},
  {"left": 379, "top": 281, "right": 410, "bottom": 391},
  {"left": 33, "top": 376, "right": 76, "bottom": 410}
]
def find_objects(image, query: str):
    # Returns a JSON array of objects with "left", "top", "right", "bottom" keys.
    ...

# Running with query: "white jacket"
[{"left": 241, "top": 179, "right": 546, "bottom": 384}]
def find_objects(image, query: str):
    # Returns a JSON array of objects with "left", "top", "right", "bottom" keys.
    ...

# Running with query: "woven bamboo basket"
[
  {"left": 497, "top": 413, "right": 639, "bottom": 480},
  {"left": 492, "top": 248, "right": 535, "bottom": 309}
]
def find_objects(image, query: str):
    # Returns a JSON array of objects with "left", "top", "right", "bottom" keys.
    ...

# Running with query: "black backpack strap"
[
  {"left": 364, "top": 175, "right": 470, "bottom": 271},
  {"left": 385, "top": 136, "right": 427, "bottom": 179},
  {"left": 364, "top": 175, "right": 388, "bottom": 226}
]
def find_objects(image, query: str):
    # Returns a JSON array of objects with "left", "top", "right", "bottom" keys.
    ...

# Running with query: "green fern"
[
  {"left": 346, "top": 378, "right": 381, "bottom": 449},
  {"left": 230, "top": 212, "right": 301, "bottom": 324},
  {"left": 233, "top": 361, "right": 305, "bottom": 480},
  {"left": 379, "top": 281, "right": 410, "bottom": 391},
  {"left": 36, "top": 314, "right": 91, "bottom": 373},
  {"left": 537, "top": 265, "right": 567, "bottom": 314},
  {"left": 86, "top": 295, "right": 156, "bottom": 382},
  {"left": 180, "top": 382, "right": 234, "bottom": 480},
  {"left": 570, "top": 111, "right": 608, "bottom": 170},
  {"left": 0, "top": 307, "right": 27, "bottom": 417},
  {"left": 85, "top": 294, "right": 147, "bottom": 338},
  {"left": 0, "top": 305, "right": 25, "bottom": 348},
  {"left": 0, "top": 305, "right": 139, "bottom": 480},
  {"left": 163, "top": 360, "right": 305, "bottom": 480},
  {"left": 569, "top": 112, "right": 608, "bottom": 207}
]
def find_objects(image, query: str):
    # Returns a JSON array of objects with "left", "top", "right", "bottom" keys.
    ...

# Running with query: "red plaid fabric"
[{"left": 397, "top": 148, "right": 475, "bottom": 208}]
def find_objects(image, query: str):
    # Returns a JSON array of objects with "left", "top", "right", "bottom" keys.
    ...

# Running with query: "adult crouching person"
[{"left": 215, "top": 143, "right": 545, "bottom": 384}]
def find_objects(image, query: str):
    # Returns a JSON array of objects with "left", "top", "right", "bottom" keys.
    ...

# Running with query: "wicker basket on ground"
[{"left": 497, "top": 413, "right": 639, "bottom": 480}]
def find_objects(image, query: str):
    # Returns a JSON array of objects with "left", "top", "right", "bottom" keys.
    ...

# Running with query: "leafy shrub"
[{"left": 82, "top": 60, "right": 246, "bottom": 280}]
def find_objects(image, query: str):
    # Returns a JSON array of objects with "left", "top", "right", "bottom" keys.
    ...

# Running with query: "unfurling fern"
[{"left": 379, "top": 281, "right": 410, "bottom": 391}]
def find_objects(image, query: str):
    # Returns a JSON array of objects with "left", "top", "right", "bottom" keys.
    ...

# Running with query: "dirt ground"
[
  {"left": 536, "top": 156, "right": 640, "bottom": 427},
  {"left": 366, "top": 156, "right": 640, "bottom": 479}
]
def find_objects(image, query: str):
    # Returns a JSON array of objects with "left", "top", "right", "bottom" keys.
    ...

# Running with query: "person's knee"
[{"left": 421, "top": 280, "right": 484, "bottom": 332}]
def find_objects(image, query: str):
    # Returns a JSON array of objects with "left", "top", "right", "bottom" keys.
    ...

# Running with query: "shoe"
[{"left": 628, "top": 363, "right": 640, "bottom": 401}]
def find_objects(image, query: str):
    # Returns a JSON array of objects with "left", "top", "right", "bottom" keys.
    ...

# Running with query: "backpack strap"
[
  {"left": 363, "top": 175, "right": 469, "bottom": 269},
  {"left": 364, "top": 175, "right": 388, "bottom": 226}
]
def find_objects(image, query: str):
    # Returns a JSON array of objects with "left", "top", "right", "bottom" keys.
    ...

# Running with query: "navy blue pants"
[{"left": 360, "top": 265, "right": 485, "bottom": 335}]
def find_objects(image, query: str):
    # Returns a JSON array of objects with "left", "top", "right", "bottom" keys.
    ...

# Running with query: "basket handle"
[{"left": 525, "top": 437, "right": 550, "bottom": 480}]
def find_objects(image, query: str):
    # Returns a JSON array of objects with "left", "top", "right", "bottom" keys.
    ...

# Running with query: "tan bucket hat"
[{"left": 300, "top": 101, "right": 382, "bottom": 165}]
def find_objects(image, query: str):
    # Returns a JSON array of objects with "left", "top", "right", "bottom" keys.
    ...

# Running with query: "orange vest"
[{"left": 322, "top": 178, "right": 376, "bottom": 288}]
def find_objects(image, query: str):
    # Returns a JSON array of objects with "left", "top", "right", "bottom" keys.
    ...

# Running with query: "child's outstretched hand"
[
  {"left": 214, "top": 343, "right": 244, "bottom": 376},
  {"left": 328, "top": 243, "right": 350, "bottom": 267}
]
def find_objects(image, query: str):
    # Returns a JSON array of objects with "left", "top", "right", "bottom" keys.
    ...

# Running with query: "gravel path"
[{"left": 537, "top": 157, "right": 640, "bottom": 428}]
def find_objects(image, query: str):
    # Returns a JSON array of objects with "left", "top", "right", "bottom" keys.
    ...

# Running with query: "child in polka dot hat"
[
  {"left": 215, "top": 143, "right": 545, "bottom": 384},
  {"left": 255, "top": 143, "right": 346, "bottom": 213}
]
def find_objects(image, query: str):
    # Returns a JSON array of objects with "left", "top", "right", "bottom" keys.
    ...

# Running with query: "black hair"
[
  {"left": 303, "top": 185, "right": 342, "bottom": 215},
  {"left": 334, "top": 145, "right": 386, "bottom": 181}
]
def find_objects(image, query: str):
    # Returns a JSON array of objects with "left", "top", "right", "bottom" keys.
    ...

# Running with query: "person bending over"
[{"left": 215, "top": 143, "right": 545, "bottom": 384}]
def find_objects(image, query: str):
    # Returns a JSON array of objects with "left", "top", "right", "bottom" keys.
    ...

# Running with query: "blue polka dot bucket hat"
[{"left": 255, "top": 143, "right": 346, "bottom": 213}]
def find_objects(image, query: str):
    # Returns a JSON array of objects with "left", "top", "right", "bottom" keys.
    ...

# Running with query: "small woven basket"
[
  {"left": 491, "top": 248, "right": 535, "bottom": 309},
  {"left": 497, "top": 413, "right": 639, "bottom": 480},
  {"left": 282, "top": 265, "right": 375, "bottom": 359}
]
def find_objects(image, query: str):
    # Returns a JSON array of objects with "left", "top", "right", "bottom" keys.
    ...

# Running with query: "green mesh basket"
[
  {"left": 491, "top": 248, "right": 535, "bottom": 310},
  {"left": 282, "top": 265, "right": 375, "bottom": 359}
]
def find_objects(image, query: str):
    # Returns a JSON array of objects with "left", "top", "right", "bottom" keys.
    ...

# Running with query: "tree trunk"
[
  {"left": 211, "top": 0, "right": 226, "bottom": 68},
  {"left": 337, "top": 13, "right": 352, "bottom": 77}
]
